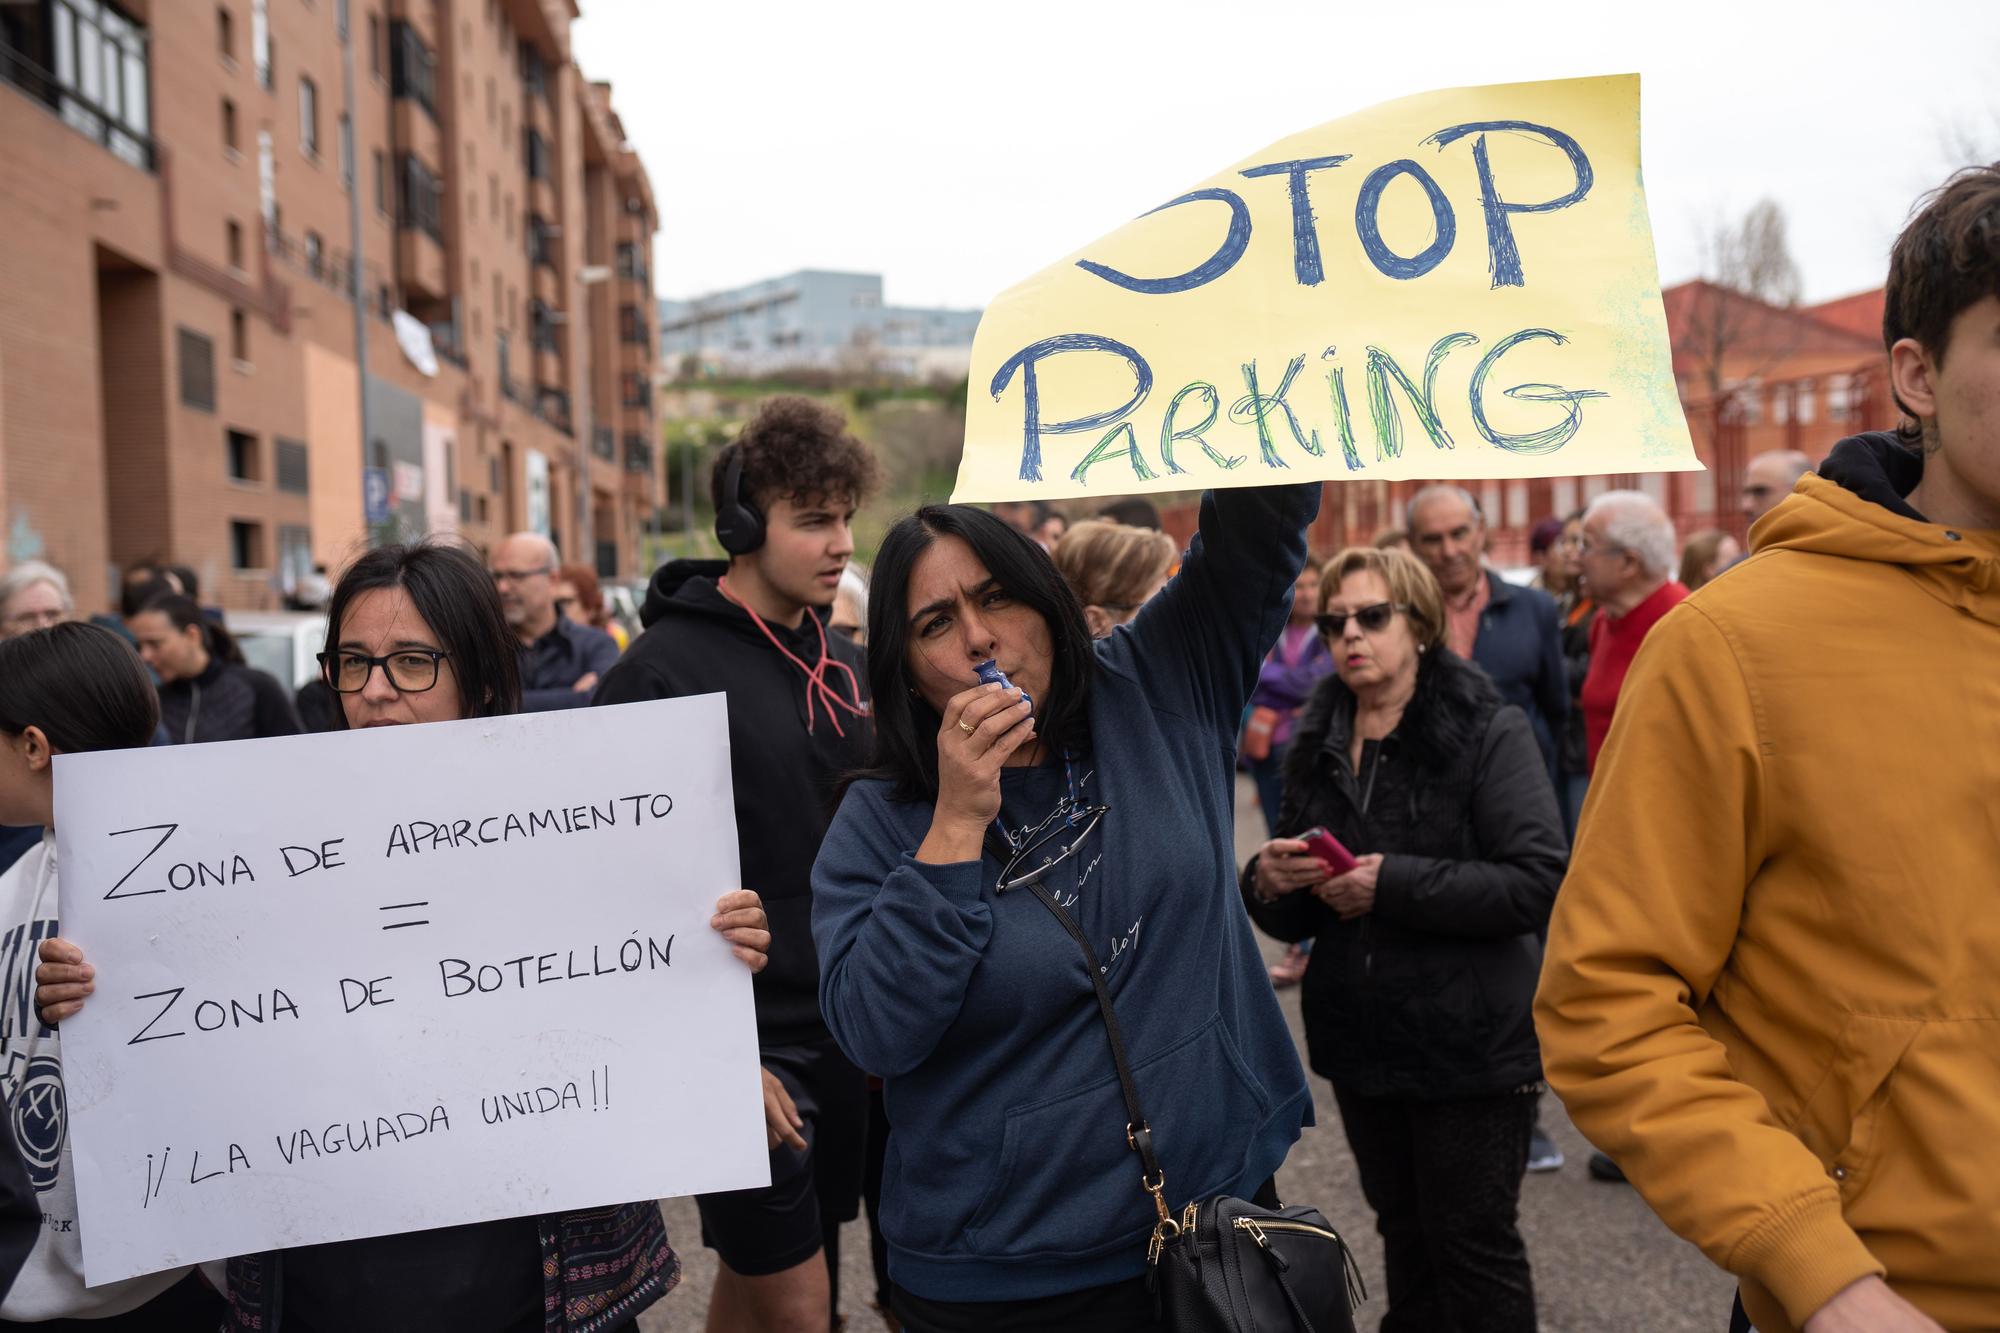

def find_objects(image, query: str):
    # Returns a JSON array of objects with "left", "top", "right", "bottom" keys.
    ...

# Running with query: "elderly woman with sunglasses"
[
  {"left": 1242, "top": 545, "right": 1565, "bottom": 1333},
  {"left": 811, "top": 486, "right": 1321, "bottom": 1333}
]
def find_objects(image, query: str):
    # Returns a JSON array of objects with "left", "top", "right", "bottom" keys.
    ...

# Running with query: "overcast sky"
[{"left": 571, "top": 0, "right": 1999, "bottom": 313}]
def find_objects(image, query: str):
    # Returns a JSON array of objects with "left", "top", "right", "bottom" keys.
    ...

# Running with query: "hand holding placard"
[{"left": 52, "top": 695, "right": 768, "bottom": 1285}]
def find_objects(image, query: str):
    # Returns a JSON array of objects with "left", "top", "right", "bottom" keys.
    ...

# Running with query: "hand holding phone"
[{"left": 1297, "top": 826, "right": 1359, "bottom": 878}]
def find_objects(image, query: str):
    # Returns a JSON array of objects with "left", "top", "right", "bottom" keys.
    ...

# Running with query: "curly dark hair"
[
  {"left": 711, "top": 395, "right": 879, "bottom": 515},
  {"left": 1884, "top": 163, "right": 2000, "bottom": 445}
]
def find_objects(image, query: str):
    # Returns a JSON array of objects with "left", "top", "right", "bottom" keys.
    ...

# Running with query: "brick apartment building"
[
  {"left": 0, "top": 0, "right": 660, "bottom": 614},
  {"left": 1159, "top": 282, "right": 1900, "bottom": 565}
]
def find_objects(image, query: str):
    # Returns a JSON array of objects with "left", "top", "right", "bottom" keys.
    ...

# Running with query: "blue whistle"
[{"left": 975, "top": 659, "right": 1031, "bottom": 710}]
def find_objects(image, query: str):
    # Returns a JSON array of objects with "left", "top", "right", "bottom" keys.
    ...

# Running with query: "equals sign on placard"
[{"left": 378, "top": 901, "right": 430, "bottom": 931}]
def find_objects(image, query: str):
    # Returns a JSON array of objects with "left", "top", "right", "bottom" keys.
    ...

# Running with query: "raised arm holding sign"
[{"left": 954, "top": 74, "right": 1698, "bottom": 502}]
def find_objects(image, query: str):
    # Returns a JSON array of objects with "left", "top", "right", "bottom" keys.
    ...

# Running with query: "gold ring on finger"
[{"left": 958, "top": 719, "right": 976, "bottom": 734}]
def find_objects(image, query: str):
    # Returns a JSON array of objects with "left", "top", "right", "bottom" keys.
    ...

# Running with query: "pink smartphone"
[{"left": 1296, "top": 826, "right": 1359, "bottom": 877}]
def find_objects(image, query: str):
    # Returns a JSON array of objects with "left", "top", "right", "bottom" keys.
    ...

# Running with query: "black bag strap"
[{"left": 1014, "top": 877, "right": 1180, "bottom": 1244}]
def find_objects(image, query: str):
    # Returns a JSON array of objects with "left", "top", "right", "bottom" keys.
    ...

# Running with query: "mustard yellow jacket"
[{"left": 1536, "top": 435, "right": 2000, "bottom": 1332}]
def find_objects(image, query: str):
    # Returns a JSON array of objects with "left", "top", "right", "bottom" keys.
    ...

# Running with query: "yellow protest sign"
[{"left": 953, "top": 74, "right": 1699, "bottom": 502}]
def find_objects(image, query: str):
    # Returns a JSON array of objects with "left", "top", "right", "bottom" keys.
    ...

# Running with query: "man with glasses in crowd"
[
  {"left": 1405, "top": 485, "right": 1567, "bottom": 781},
  {"left": 1574, "top": 491, "right": 1685, "bottom": 776},
  {"left": 488, "top": 532, "right": 619, "bottom": 711}
]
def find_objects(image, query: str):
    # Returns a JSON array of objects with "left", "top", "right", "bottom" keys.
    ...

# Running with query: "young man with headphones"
[{"left": 594, "top": 396, "right": 878, "bottom": 1333}]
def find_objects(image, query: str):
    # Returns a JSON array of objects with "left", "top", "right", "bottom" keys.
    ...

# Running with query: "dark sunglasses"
[{"left": 1315, "top": 603, "right": 1404, "bottom": 637}]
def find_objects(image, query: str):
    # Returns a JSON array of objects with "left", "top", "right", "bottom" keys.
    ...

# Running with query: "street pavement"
[{"left": 641, "top": 778, "right": 1734, "bottom": 1331}]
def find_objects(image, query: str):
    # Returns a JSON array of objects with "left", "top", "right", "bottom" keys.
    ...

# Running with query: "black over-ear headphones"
[{"left": 713, "top": 448, "right": 766, "bottom": 555}]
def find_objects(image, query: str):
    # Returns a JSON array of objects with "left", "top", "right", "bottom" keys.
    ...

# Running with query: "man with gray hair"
[
  {"left": 1576, "top": 491, "right": 1685, "bottom": 771},
  {"left": 0, "top": 561, "right": 72, "bottom": 638},
  {"left": 487, "top": 531, "right": 619, "bottom": 711}
]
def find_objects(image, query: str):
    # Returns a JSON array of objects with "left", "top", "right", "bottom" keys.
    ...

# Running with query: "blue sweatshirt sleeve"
[
  {"left": 812, "top": 784, "right": 995, "bottom": 1077},
  {"left": 1110, "top": 484, "right": 1321, "bottom": 736}
]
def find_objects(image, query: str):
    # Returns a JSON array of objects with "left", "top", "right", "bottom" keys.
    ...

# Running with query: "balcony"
[
  {"left": 615, "top": 243, "right": 649, "bottom": 289},
  {"left": 390, "top": 21, "right": 438, "bottom": 123},
  {"left": 1, "top": 15, "right": 154, "bottom": 170},
  {"left": 535, "top": 387, "right": 572, "bottom": 433},
  {"left": 623, "top": 436, "right": 654, "bottom": 475},
  {"left": 592, "top": 426, "right": 616, "bottom": 462},
  {"left": 527, "top": 214, "right": 558, "bottom": 274},
  {"left": 533, "top": 347, "right": 563, "bottom": 394},
  {"left": 392, "top": 98, "right": 441, "bottom": 180},
  {"left": 395, "top": 172, "right": 447, "bottom": 300}
]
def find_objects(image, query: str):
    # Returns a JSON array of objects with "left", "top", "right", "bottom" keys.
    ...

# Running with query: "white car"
[{"left": 227, "top": 611, "right": 328, "bottom": 691}]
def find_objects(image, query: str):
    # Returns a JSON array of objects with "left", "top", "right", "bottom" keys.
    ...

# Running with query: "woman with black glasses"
[
  {"left": 1241, "top": 546, "right": 1564, "bottom": 1333},
  {"left": 35, "top": 540, "right": 771, "bottom": 1333},
  {"left": 811, "top": 485, "right": 1321, "bottom": 1332}
]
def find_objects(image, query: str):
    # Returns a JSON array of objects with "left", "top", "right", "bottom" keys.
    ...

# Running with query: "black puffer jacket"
[{"left": 1242, "top": 649, "right": 1566, "bottom": 1099}]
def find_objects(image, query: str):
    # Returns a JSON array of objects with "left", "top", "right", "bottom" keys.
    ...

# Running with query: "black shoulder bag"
[{"left": 1017, "top": 877, "right": 1364, "bottom": 1332}]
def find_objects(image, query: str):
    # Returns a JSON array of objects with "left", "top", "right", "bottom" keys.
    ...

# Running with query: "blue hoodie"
[{"left": 812, "top": 484, "right": 1318, "bottom": 1301}]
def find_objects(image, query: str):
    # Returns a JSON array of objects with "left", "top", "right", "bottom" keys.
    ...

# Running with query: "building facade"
[
  {"left": 0, "top": 0, "right": 659, "bottom": 613},
  {"left": 659, "top": 270, "right": 979, "bottom": 381}
]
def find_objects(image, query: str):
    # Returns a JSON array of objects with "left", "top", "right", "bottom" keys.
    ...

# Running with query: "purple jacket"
[{"left": 1250, "top": 625, "right": 1334, "bottom": 748}]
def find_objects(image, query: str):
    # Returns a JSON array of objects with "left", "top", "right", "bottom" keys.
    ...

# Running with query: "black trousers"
[{"left": 1333, "top": 1084, "right": 1537, "bottom": 1333}]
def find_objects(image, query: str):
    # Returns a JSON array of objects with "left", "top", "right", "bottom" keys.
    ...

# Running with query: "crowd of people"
[{"left": 0, "top": 165, "right": 1991, "bottom": 1333}]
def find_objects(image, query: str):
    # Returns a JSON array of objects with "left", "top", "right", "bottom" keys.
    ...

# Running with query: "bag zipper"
[
  {"left": 1236, "top": 1216, "right": 1371, "bottom": 1304},
  {"left": 1233, "top": 1216, "right": 1344, "bottom": 1243}
]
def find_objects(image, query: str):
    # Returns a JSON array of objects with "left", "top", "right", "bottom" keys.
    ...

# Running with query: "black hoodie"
[{"left": 594, "top": 560, "right": 870, "bottom": 1047}]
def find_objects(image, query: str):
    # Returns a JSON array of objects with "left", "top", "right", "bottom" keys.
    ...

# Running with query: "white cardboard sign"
[{"left": 53, "top": 695, "right": 768, "bottom": 1285}]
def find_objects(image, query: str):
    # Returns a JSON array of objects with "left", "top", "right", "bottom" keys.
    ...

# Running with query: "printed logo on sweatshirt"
[
  {"left": 0, "top": 918, "right": 66, "bottom": 1194},
  {"left": 3, "top": 1051, "right": 64, "bottom": 1193}
]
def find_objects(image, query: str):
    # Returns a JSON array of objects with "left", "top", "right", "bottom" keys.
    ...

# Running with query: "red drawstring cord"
[{"left": 717, "top": 575, "right": 869, "bottom": 736}]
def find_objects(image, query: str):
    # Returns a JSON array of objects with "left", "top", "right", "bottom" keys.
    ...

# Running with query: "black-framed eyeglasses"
[
  {"left": 1316, "top": 603, "right": 1404, "bottom": 637},
  {"left": 489, "top": 566, "right": 552, "bottom": 584},
  {"left": 318, "top": 649, "right": 452, "bottom": 694},
  {"left": 998, "top": 800, "right": 1109, "bottom": 893}
]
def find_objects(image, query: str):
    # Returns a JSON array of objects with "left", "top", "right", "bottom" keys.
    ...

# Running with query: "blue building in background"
[{"left": 659, "top": 270, "right": 980, "bottom": 380}]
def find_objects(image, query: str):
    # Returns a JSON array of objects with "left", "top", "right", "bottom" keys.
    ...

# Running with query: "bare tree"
[{"left": 1676, "top": 198, "right": 1806, "bottom": 397}]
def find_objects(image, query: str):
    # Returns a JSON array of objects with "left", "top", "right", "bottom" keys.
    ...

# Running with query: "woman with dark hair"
[
  {"left": 0, "top": 623, "right": 226, "bottom": 1326},
  {"left": 36, "top": 541, "right": 772, "bottom": 1332},
  {"left": 812, "top": 486, "right": 1320, "bottom": 1331},
  {"left": 1242, "top": 546, "right": 1565, "bottom": 1332},
  {"left": 126, "top": 594, "right": 300, "bottom": 743}
]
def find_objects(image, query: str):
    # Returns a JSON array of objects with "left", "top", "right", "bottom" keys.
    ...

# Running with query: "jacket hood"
[
  {"left": 640, "top": 558, "right": 731, "bottom": 628},
  {"left": 1753, "top": 431, "right": 2000, "bottom": 627}
]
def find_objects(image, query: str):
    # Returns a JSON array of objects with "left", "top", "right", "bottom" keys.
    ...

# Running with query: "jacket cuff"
[
  {"left": 1731, "top": 1191, "right": 1885, "bottom": 1326},
  {"left": 1370, "top": 854, "right": 1410, "bottom": 921},
  {"left": 898, "top": 852, "right": 987, "bottom": 910}
]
